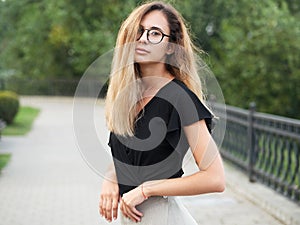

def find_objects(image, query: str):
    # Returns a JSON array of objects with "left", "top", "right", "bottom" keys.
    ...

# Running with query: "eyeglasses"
[{"left": 137, "top": 28, "right": 170, "bottom": 44}]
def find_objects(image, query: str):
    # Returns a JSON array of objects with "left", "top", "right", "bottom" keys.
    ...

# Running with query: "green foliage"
[
  {"left": 0, "top": 153, "right": 11, "bottom": 172},
  {"left": 3, "top": 106, "right": 40, "bottom": 136},
  {"left": 0, "top": 0, "right": 137, "bottom": 78},
  {"left": 209, "top": 0, "right": 300, "bottom": 118},
  {"left": 0, "top": 91, "right": 20, "bottom": 124},
  {"left": 175, "top": 0, "right": 300, "bottom": 119},
  {"left": 0, "top": 0, "right": 299, "bottom": 118}
]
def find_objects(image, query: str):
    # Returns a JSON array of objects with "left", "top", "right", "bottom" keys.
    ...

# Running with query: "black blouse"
[{"left": 108, "top": 79, "right": 213, "bottom": 196}]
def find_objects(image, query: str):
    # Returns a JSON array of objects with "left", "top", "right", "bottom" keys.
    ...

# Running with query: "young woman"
[{"left": 99, "top": 1, "right": 225, "bottom": 224}]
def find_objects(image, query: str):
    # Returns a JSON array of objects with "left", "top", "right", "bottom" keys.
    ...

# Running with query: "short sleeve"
[
  {"left": 167, "top": 83, "right": 213, "bottom": 133},
  {"left": 181, "top": 89, "right": 212, "bottom": 131}
]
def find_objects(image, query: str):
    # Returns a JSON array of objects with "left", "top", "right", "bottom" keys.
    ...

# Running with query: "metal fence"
[
  {"left": 0, "top": 77, "right": 107, "bottom": 97},
  {"left": 212, "top": 102, "right": 300, "bottom": 203}
]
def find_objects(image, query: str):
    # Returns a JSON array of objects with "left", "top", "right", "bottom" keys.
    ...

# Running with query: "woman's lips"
[{"left": 135, "top": 48, "right": 150, "bottom": 54}]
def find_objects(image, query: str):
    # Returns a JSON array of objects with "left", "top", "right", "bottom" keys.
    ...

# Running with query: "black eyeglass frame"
[{"left": 137, "top": 28, "right": 170, "bottom": 44}]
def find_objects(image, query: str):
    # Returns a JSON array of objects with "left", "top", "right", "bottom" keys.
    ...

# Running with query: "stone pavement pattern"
[{"left": 0, "top": 97, "right": 298, "bottom": 225}]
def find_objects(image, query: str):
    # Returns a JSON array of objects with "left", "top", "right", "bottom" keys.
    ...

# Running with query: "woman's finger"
[
  {"left": 99, "top": 197, "right": 106, "bottom": 217},
  {"left": 130, "top": 206, "right": 143, "bottom": 218},
  {"left": 101, "top": 197, "right": 112, "bottom": 222},
  {"left": 121, "top": 199, "right": 128, "bottom": 216},
  {"left": 124, "top": 205, "right": 141, "bottom": 222},
  {"left": 112, "top": 197, "right": 119, "bottom": 220},
  {"left": 121, "top": 199, "right": 142, "bottom": 222},
  {"left": 120, "top": 200, "right": 129, "bottom": 219},
  {"left": 105, "top": 198, "right": 113, "bottom": 222},
  {"left": 120, "top": 200, "right": 125, "bottom": 215}
]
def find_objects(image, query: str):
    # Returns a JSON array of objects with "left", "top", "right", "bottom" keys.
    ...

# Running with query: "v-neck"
[{"left": 136, "top": 78, "right": 175, "bottom": 118}]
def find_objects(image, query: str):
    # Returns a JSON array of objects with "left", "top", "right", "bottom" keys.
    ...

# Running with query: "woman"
[{"left": 99, "top": 1, "right": 225, "bottom": 224}]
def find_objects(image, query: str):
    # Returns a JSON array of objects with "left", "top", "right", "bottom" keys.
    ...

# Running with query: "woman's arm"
[
  {"left": 121, "top": 120, "right": 225, "bottom": 222},
  {"left": 143, "top": 119, "right": 225, "bottom": 197},
  {"left": 99, "top": 162, "right": 120, "bottom": 222},
  {"left": 143, "top": 154, "right": 224, "bottom": 197}
]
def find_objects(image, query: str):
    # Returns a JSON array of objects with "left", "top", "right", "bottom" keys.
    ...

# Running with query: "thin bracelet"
[{"left": 141, "top": 183, "right": 148, "bottom": 200}]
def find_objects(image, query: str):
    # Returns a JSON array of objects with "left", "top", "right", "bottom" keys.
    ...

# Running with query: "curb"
[{"left": 224, "top": 162, "right": 300, "bottom": 225}]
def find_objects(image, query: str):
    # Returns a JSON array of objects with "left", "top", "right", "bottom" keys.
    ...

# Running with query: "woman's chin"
[{"left": 134, "top": 58, "right": 162, "bottom": 64}]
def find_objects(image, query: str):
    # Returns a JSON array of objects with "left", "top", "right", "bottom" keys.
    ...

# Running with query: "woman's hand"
[
  {"left": 99, "top": 178, "right": 120, "bottom": 222},
  {"left": 120, "top": 185, "right": 147, "bottom": 222}
]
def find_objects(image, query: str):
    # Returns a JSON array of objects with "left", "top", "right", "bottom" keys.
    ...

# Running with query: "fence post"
[{"left": 248, "top": 102, "right": 256, "bottom": 182}]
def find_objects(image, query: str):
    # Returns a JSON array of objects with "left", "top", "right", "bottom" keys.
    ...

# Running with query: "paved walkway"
[{"left": 0, "top": 97, "right": 299, "bottom": 225}]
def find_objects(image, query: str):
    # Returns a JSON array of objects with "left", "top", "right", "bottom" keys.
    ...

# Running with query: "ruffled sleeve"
[
  {"left": 167, "top": 83, "right": 213, "bottom": 133},
  {"left": 165, "top": 81, "right": 213, "bottom": 150}
]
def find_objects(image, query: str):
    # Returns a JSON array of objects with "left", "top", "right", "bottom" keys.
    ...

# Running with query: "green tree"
[
  {"left": 1, "top": 0, "right": 299, "bottom": 118},
  {"left": 175, "top": 0, "right": 300, "bottom": 118},
  {"left": 0, "top": 0, "right": 137, "bottom": 79},
  {"left": 209, "top": 0, "right": 300, "bottom": 118}
]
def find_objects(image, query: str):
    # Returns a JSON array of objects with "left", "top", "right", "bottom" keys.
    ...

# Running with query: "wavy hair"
[{"left": 105, "top": 1, "right": 207, "bottom": 136}]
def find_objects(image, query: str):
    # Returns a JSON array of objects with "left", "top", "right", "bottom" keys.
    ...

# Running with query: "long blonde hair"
[{"left": 105, "top": 1, "right": 206, "bottom": 136}]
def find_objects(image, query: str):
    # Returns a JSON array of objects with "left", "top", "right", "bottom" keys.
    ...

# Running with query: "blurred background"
[
  {"left": 0, "top": 1, "right": 299, "bottom": 225},
  {"left": 0, "top": 0, "right": 299, "bottom": 118}
]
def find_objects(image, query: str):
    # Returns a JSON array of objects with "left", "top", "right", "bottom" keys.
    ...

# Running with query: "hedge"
[{"left": 0, "top": 91, "right": 20, "bottom": 124}]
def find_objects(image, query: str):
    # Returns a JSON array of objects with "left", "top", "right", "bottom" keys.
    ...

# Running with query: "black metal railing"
[
  {"left": 212, "top": 102, "right": 300, "bottom": 203},
  {"left": 0, "top": 77, "right": 107, "bottom": 97}
]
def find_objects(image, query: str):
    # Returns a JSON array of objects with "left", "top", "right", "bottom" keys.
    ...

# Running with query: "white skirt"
[{"left": 120, "top": 196, "right": 198, "bottom": 225}]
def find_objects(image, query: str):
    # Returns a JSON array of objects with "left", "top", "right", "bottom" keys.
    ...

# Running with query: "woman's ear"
[{"left": 166, "top": 43, "right": 175, "bottom": 55}]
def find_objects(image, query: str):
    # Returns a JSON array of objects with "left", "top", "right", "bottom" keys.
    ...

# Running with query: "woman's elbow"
[
  {"left": 210, "top": 155, "right": 226, "bottom": 192},
  {"left": 215, "top": 177, "right": 226, "bottom": 192},
  {"left": 213, "top": 174, "right": 226, "bottom": 193}
]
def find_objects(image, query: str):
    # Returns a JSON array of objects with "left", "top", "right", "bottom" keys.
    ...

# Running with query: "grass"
[
  {"left": 2, "top": 106, "right": 40, "bottom": 136},
  {"left": 0, "top": 153, "right": 11, "bottom": 172},
  {"left": 0, "top": 106, "right": 39, "bottom": 171}
]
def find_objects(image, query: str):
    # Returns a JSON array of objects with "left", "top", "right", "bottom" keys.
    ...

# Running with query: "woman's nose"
[{"left": 138, "top": 30, "right": 148, "bottom": 43}]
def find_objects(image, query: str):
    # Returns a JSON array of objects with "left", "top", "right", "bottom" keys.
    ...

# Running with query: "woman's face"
[{"left": 134, "top": 10, "right": 171, "bottom": 64}]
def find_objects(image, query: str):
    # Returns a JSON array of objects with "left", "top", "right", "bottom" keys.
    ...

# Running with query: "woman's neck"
[{"left": 139, "top": 63, "right": 174, "bottom": 89}]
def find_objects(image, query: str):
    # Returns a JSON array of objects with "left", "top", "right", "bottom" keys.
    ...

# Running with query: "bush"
[{"left": 0, "top": 91, "right": 20, "bottom": 124}]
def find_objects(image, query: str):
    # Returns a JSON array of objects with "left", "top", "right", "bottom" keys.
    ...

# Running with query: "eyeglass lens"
[{"left": 137, "top": 28, "right": 165, "bottom": 44}]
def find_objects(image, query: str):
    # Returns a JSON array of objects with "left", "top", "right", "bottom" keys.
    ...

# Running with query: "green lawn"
[
  {"left": 0, "top": 153, "right": 11, "bottom": 172},
  {"left": 0, "top": 106, "right": 40, "bottom": 172},
  {"left": 2, "top": 106, "right": 40, "bottom": 136}
]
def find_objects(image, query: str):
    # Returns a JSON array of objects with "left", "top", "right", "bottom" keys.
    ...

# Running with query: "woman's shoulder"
[
  {"left": 157, "top": 78, "right": 200, "bottom": 104},
  {"left": 160, "top": 78, "right": 213, "bottom": 130},
  {"left": 173, "top": 79, "right": 197, "bottom": 97}
]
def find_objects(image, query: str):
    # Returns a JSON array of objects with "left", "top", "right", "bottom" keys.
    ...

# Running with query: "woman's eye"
[{"left": 149, "top": 30, "right": 161, "bottom": 36}]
